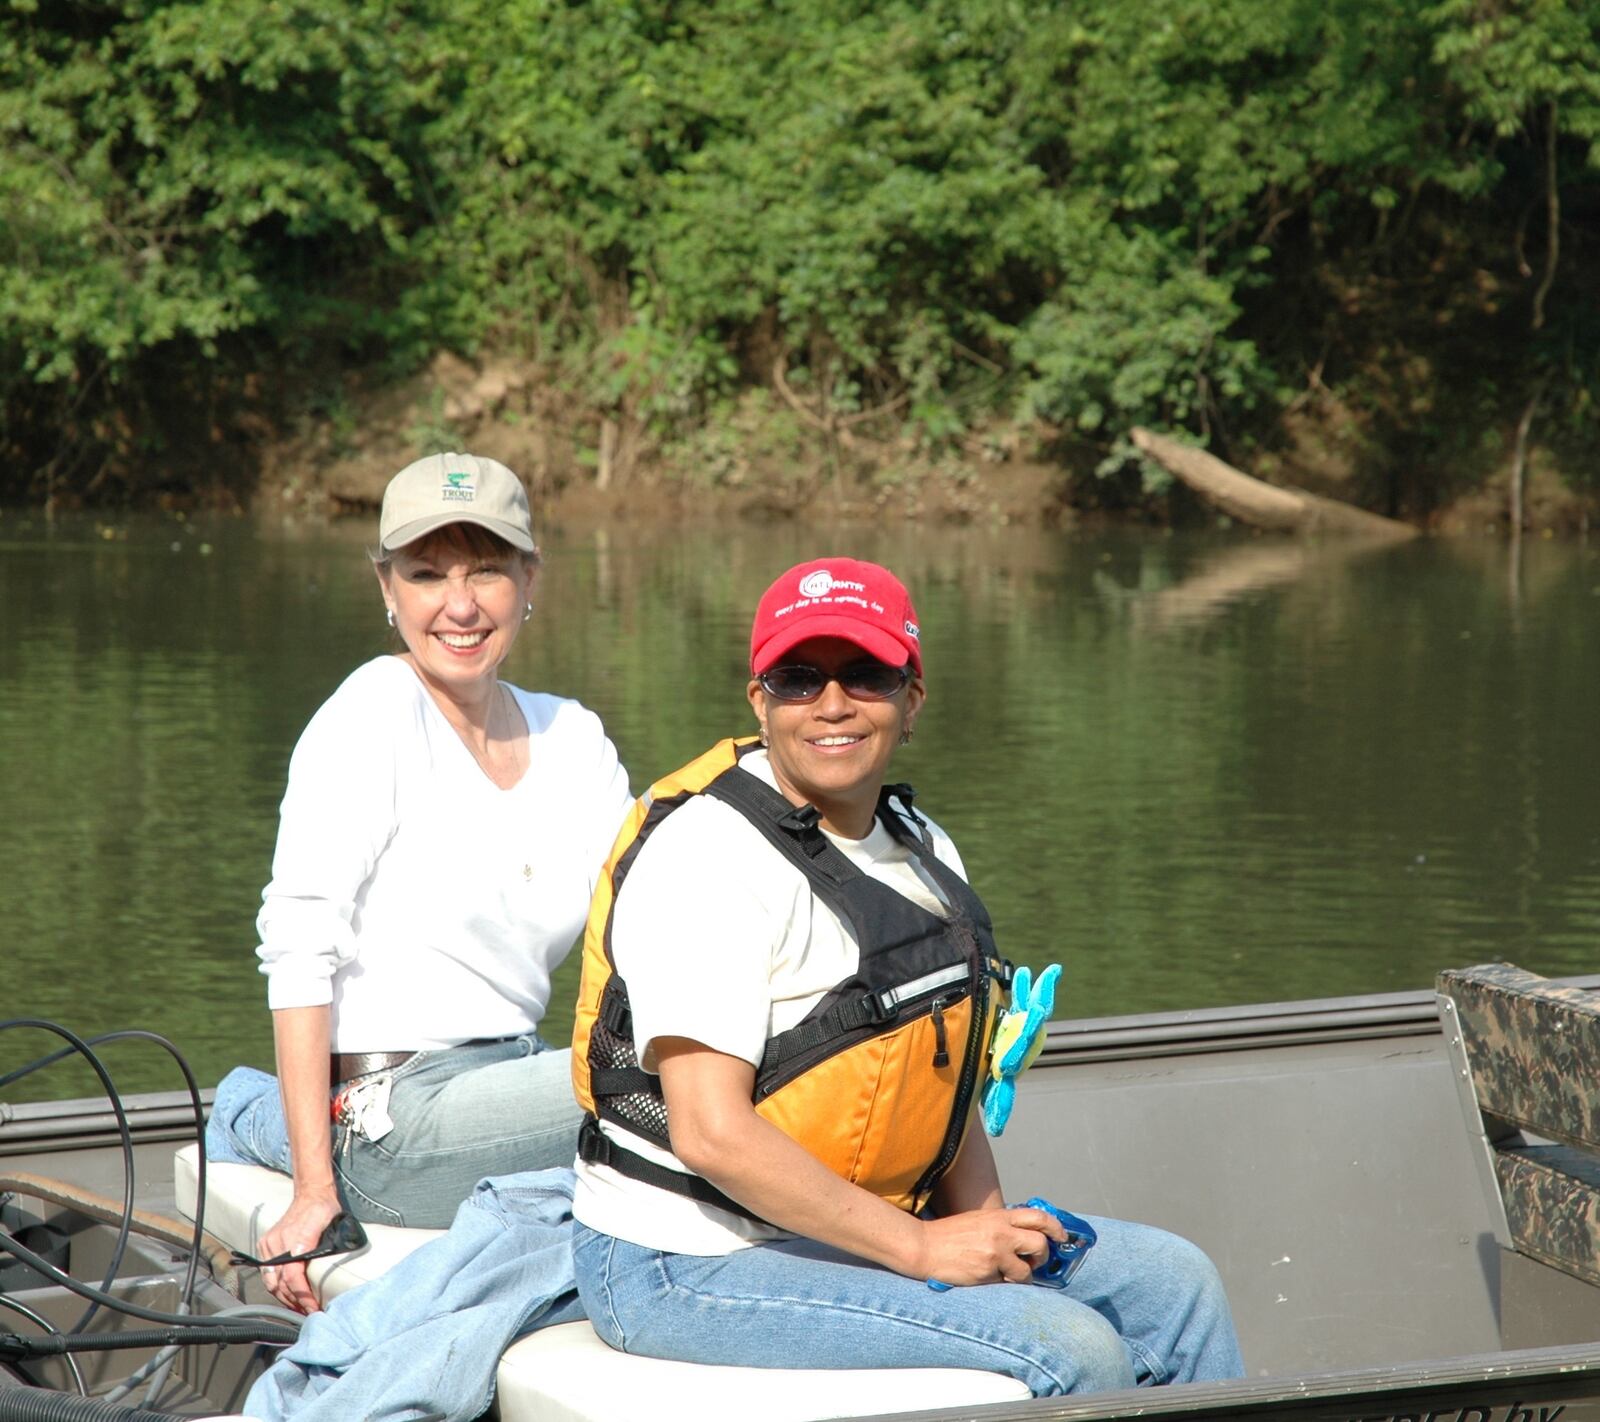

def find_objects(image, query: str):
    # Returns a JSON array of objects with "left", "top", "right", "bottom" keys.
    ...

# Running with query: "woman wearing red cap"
[{"left": 567, "top": 557, "right": 1241, "bottom": 1396}]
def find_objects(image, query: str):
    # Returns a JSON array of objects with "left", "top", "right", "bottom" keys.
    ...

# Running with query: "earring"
[
  {"left": 899, "top": 727, "right": 914, "bottom": 746},
  {"left": 385, "top": 608, "right": 396, "bottom": 629},
  {"left": 523, "top": 603, "right": 533, "bottom": 623},
  {"left": 759, "top": 726, "right": 770, "bottom": 748}
]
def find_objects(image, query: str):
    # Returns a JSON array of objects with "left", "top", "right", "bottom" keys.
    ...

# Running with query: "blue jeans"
[
  {"left": 244, "top": 1170, "right": 586, "bottom": 1422},
  {"left": 206, "top": 1035, "right": 583, "bottom": 1228},
  {"left": 572, "top": 1215, "right": 1243, "bottom": 1397}
]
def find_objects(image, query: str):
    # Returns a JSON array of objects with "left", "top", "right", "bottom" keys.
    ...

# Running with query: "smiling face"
[
  {"left": 746, "top": 636, "right": 925, "bottom": 839},
  {"left": 375, "top": 524, "right": 537, "bottom": 709}
]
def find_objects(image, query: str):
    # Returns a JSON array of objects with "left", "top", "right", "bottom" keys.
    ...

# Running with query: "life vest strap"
[
  {"left": 704, "top": 770, "right": 861, "bottom": 891},
  {"left": 759, "top": 992, "right": 884, "bottom": 1078},
  {"left": 577, "top": 1116, "right": 764, "bottom": 1223},
  {"left": 589, "top": 1065, "right": 655, "bottom": 1097}
]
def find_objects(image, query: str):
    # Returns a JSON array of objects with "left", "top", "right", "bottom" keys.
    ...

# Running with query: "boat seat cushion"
[
  {"left": 497, "top": 1320, "right": 1031, "bottom": 1421},
  {"left": 173, "top": 1145, "right": 1031, "bottom": 1419},
  {"left": 172, "top": 1144, "right": 441, "bottom": 1299}
]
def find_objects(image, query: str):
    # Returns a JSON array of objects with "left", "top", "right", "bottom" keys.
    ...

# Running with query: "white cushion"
[
  {"left": 498, "top": 1322, "right": 1031, "bottom": 1421},
  {"left": 174, "top": 1146, "right": 1029, "bottom": 1420},
  {"left": 173, "top": 1144, "right": 441, "bottom": 1300}
]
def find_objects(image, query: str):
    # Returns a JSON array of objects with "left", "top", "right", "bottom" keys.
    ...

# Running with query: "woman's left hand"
[{"left": 916, "top": 1204, "right": 1066, "bottom": 1288}]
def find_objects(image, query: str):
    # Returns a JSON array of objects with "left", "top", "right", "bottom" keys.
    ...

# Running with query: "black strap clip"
[
  {"left": 599, "top": 981, "right": 633, "bottom": 1035},
  {"left": 777, "top": 803, "right": 828, "bottom": 858}
]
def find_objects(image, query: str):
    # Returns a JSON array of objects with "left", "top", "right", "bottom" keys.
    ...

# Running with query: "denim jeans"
[
  {"left": 572, "top": 1215, "right": 1243, "bottom": 1398},
  {"left": 206, "top": 1035, "right": 583, "bottom": 1229},
  {"left": 244, "top": 1170, "right": 586, "bottom": 1422}
]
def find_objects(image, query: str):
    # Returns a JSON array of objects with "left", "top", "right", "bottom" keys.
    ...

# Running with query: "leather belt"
[{"left": 331, "top": 1050, "right": 416, "bottom": 1085}]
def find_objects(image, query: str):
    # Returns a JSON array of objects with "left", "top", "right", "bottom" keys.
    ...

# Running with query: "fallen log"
[{"left": 1131, "top": 427, "right": 1417, "bottom": 539}]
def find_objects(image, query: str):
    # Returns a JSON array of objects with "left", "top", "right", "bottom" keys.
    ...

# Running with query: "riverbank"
[
  {"left": 237, "top": 350, "right": 1592, "bottom": 536},
  {"left": 251, "top": 350, "right": 1078, "bottom": 530}
]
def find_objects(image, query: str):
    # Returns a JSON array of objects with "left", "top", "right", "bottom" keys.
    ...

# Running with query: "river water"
[{"left": 2, "top": 511, "right": 1596, "bottom": 1101}]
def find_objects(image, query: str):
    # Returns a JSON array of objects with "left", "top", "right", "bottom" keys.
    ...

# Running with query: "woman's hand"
[
  {"left": 264, "top": 1007, "right": 340, "bottom": 1313},
  {"left": 254, "top": 1186, "right": 342, "bottom": 1313},
  {"left": 916, "top": 1203, "right": 1067, "bottom": 1288},
  {"left": 654, "top": 1040, "right": 1063, "bottom": 1286}
]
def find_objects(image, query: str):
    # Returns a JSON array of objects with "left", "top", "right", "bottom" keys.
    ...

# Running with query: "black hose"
[
  {"left": 0, "top": 1026, "right": 209, "bottom": 1325},
  {"left": 0, "top": 1390, "right": 173, "bottom": 1422},
  {"left": 70, "top": 1031, "right": 208, "bottom": 1321},
  {"left": 1, "top": 1320, "right": 298, "bottom": 1357},
  {"left": 0, "top": 1018, "right": 281, "bottom": 1408},
  {"left": 0, "top": 1301, "right": 85, "bottom": 1400},
  {"left": 0, "top": 1230, "right": 293, "bottom": 1332},
  {"left": 0, "top": 1022, "right": 136, "bottom": 1335}
]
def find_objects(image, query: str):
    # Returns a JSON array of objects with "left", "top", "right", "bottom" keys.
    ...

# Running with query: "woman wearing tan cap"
[{"left": 207, "top": 453, "right": 633, "bottom": 1314}]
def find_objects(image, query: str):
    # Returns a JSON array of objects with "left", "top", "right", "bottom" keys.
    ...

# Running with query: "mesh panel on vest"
[{"left": 590, "top": 1013, "right": 672, "bottom": 1145}]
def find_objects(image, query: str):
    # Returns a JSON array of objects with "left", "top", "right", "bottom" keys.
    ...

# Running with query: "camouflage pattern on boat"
[
  {"left": 1439, "top": 962, "right": 1600, "bottom": 1287},
  {"left": 1437, "top": 961, "right": 1600, "bottom": 1149}
]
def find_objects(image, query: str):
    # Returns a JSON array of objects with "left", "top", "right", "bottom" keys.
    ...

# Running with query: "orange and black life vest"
[{"left": 572, "top": 737, "right": 1011, "bottom": 1220}]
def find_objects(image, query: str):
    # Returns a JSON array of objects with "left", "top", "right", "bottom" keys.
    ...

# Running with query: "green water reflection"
[{"left": 2, "top": 514, "right": 1596, "bottom": 1101}]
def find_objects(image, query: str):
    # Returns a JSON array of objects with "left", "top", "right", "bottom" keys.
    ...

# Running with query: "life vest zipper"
[
  {"left": 911, "top": 956, "right": 995, "bottom": 1209},
  {"left": 930, "top": 997, "right": 950, "bottom": 1067},
  {"left": 875, "top": 962, "right": 967, "bottom": 1014},
  {"left": 755, "top": 961, "right": 971, "bottom": 1101}
]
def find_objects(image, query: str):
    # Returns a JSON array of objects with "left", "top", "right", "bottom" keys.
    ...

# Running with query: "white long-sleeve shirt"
[{"left": 256, "top": 656, "right": 633, "bottom": 1052}]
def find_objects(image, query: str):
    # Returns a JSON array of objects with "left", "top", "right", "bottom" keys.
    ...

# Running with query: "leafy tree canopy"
[{"left": 3, "top": 0, "right": 1597, "bottom": 508}]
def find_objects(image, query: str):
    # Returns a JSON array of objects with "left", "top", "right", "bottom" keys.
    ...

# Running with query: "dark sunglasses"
[
  {"left": 758, "top": 662, "right": 910, "bottom": 704},
  {"left": 229, "top": 1212, "right": 369, "bottom": 1269}
]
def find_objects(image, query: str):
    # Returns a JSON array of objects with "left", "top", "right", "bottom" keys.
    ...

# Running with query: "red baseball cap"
[{"left": 749, "top": 558, "right": 923, "bottom": 676}]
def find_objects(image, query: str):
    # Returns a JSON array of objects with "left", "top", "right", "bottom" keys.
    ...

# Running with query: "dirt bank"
[
  {"left": 251, "top": 351, "right": 1594, "bottom": 535},
  {"left": 254, "top": 351, "right": 1075, "bottom": 530}
]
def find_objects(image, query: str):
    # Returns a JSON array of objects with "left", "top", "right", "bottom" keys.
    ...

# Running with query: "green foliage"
[
  {"left": 2, "top": 1, "right": 443, "bottom": 374},
  {"left": 1430, "top": 0, "right": 1600, "bottom": 151},
  {"left": 0, "top": 0, "right": 453, "bottom": 492},
  {"left": 5, "top": 0, "right": 1600, "bottom": 506}
]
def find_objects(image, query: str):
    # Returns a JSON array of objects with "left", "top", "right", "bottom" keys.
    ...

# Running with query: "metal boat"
[{"left": 5, "top": 970, "right": 1600, "bottom": 1421}]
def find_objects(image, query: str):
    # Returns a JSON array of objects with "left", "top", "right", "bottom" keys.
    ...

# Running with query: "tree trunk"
[
  {"left": 596, "top": 417, "right": 618, "bottom": 493},
  {"left": 1131, "top": 428, "right": 1417, "bottom": 539}
]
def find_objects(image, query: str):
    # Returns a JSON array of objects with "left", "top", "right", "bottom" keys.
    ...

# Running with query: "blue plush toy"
[{"left": 981, "top": 962, "right": 1061, "bottom": 1137}]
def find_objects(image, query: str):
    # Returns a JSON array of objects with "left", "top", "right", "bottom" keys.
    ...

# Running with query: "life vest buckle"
[
  {"left": 863, "top": 990, "right": 896, "bottom": 1025},
  {"left": 599, "top": 984, "right": 632, "bottom": 1035}
]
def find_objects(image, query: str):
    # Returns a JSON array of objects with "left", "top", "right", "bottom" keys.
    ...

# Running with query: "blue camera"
[
  {"left": 1021, "top": 1197, "right": 1096, "bottom": 1289},
  {"left": 926, "top": 1197, "right": 1096, "bottom": 1291}
]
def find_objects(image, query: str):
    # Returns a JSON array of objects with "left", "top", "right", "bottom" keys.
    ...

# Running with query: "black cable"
[
  {"left": 0, "top": 1389, "right": 175, "bottom": 1421},
  {"left": 73, "top": 1031, "right": 204, "bottom": 1319},
  {"left": 0, "top": 1225, "right": 302, "bottom": 1333},
  {"left": 0, "top": 1022, "right": 136, "bottom": 1334},
  {"left": 0, "top": 1299, "right": 87, "bottom": 1398},
  {"left": 0, "top": 1018, "right": 299, "bottom": 1407},
  {"left": 0, "top": 1211, "right": 229, "bottom": 1331},
  {"left": 0, "top": 1319, "right": 299, "bottom": 1358},
  {"left": 102, "top": 1303, "right": 303, "bottom": 1408},
  {"left": 0, "top": 1026, "right": 211, "bottom": 1332}
]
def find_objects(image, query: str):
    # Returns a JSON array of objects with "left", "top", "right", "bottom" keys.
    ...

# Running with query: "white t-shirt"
[
  {"left": 255, "top": 656, "right": 633, "bottom": 1052},
  {"left": 571, "top": 750, "right": 966, "bottom": 1255}
]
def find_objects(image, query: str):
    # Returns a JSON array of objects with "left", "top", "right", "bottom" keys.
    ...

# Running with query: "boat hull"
[{"left": 5, "top": 986, "right": 1600, "bottom": 1419}]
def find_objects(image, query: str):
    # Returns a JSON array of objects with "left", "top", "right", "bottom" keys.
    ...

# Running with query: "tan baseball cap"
[{"left": 378, "top": 452, "right": 536, "bottom": 554}]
